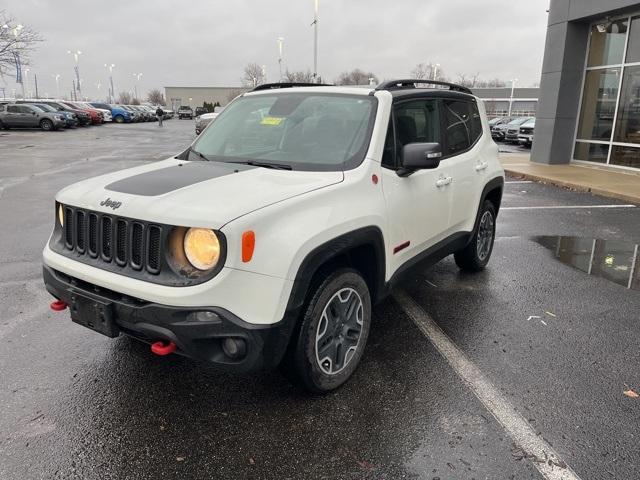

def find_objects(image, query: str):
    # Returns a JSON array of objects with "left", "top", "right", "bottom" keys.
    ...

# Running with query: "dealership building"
[{"left": 533, "top": 0, "right": 640, "bottom": 170}]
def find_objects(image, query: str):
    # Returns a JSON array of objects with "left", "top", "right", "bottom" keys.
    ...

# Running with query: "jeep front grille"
[{"left": 61, "top": 207, "right": 163, "bottom": 275}]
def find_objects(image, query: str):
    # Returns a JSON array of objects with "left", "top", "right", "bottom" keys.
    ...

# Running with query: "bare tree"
[
  {"left": 147, "top": 88, "right": 165, "bottom": 105},
  {"left": 242, "top": 63, "right": 266, "bottom": 88},
  {"left": 335, "top": 68, "right": 378, "bottom": 86},
  {"left": 116, "top": 91, "right": 132, "bottom": 104},
  {"left": 131, "top": 97, "right": 140, "bottom": 105},
  {"left": 283, "top": 69, "right": 314, "bottom": 83},
  {"left": 411, "top": 63, "right": 429, "bottom": 80},
  {"left": 0, "top": 11, "right": 43, "bottom": 78}
]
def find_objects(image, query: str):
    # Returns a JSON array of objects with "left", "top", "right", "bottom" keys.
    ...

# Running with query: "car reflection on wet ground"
[{"left": 0, "top": 122, "right": 639, "bottom": 480}]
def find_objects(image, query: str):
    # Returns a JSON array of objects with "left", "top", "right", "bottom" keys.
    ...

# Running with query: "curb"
[{"left": 503, "top": 168, "right": 640, "bottom": 205}]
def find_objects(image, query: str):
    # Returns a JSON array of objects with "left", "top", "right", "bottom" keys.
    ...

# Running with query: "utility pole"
[
  {"left": 52, "top": 74, "right": 61, "bottom": 98},
  {"left": 132, "top": 72, "right": 142, "bottom": 101},
  {"left": 34, "top": 73, "right": 39, "bottom": 98},
  {"left": 277, "top": 37, "right": 285, "bottom": 82},
  {"left": 67, "top": 50, "right": 82, "bottom": 97},
  {"left": 508, "top": 78, "right": 518, "bottom": 117},
  {"left": 312, "top": 0, "right": 319, "bottom": 82}
]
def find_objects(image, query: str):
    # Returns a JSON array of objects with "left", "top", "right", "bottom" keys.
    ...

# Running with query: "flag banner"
[{"left": 14, "top": 52, "right": 22, "bottom": 84}]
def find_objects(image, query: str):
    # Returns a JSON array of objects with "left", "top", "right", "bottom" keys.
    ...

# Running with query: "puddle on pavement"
[{"left": 532, "top": 236, "right": 639, "bottom": 291}]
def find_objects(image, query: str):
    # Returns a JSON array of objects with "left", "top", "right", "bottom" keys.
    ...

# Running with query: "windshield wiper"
[
  {"left": 242, "top": 161, "right": 292, "bottom": 170},
  {"left": 189, "top": 148, "right": 212, "bottom": 161}
]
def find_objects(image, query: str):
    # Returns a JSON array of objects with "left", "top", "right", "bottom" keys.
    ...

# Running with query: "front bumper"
[
  {"left": 518, "top": 134, "right": 533, "bottom": 144},
  {"left": 43, "top": 265, "right": 297, "bottom": 372}
]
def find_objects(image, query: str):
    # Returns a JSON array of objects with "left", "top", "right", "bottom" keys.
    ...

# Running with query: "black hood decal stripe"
[{"left": 105, "top": 162, "right": 255, "bottom": 196}]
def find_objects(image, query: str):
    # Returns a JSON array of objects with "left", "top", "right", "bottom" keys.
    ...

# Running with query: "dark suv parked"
[{"left": 35, "top": 101, "right": 92, "bottom": 126}]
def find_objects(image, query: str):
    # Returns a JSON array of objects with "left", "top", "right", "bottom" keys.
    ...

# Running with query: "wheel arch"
[{"left": 285, "top": 226, "right": 386, "bottom": 314}]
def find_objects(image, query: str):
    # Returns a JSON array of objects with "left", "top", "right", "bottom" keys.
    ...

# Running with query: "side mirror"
[{"left": 398, "top": 143, "right": 442, "bottom": 177}]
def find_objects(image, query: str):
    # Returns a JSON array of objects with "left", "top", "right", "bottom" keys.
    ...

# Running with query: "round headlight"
[
  {"left": 58, "top": 204, "right": 64, "bottom": 227},
  {"left": 183, "top": 228, "right": 220, "bottom": 271}
]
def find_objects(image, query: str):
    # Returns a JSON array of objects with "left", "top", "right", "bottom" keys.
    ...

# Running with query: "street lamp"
[
  {"left": 105, "top": 63, "right": 115, "bottom": 103},
  {"left": 277, "top": 37, "right": 285, "bottom": 82},
  {"left": 52, "top": 74, "right": 61, "bottom": 98},
  {"left": 432, "top": 63, "right": 441, "bottom": 81},
  {"left": 508, "top": 78, "right": 518, "bottom": 116},
  {"left": 23, "top": 67, "right": 30, "bottom": 98},
  {"left": 132, "top": 72, "right": 142, "bottom": 100},
  {"left": 67, "top": 49, "right": 82, "bottom": 96},
  {"left": 312, "top": 0, "right": 319, "bottom": 81}
]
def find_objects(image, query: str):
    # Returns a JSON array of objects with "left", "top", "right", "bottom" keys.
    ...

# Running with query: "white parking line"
[
  {"left": 502, "top": 204, "right": 636, "bottom": 211},
  {"left": 505, "top": 181, "right": 534, "bottom": 184},
  {"left": 393, "top": 290, "right": 582, "bottom": 480}
]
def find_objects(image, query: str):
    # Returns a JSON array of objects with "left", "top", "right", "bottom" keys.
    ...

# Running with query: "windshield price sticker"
[{"left": 261, "top": 116, "right": 285, "bottom": 126}]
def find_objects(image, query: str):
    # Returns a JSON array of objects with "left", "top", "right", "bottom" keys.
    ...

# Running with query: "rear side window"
[{"left": 443, "top": 100, "right": 471, "bottom": 154}]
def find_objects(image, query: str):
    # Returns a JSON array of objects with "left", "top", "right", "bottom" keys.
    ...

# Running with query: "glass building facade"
[{"left": 574, "top": 14, "right": 640, "bottom": 169}]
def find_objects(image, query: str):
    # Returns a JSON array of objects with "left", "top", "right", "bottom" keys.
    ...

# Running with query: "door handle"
[
  {"left": 475, "top": 162, "right": 489, "bottom": 172},
  {"left": 435, "top": 177, "right": 452, "bottom": 188}
]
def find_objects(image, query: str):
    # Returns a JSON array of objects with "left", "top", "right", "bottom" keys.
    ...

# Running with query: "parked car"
[
  {"left": 62, "top": 101, "right": 103, "bottom": 125},
  {"left": 139, "top": 105, "right": 158, "bottom": 120},
  {"left": 195, "top": 107, "right": 224, "bottom": 135},
  {"left": 490, "top": 117, "right": 514, "bottom": 141},
  {"left": 0, "top": 103, "right": 66, "bottom": 131},
  {"left": 33, "top": 100, "right": 92, "bottom": 126},
  {"left": 518, "top": 118, "right": 536, "bottom": 148},
  {"left": 77, "top": 102, "right": 112, "bottom": 122},
  {"left": 44, "top": 79, "right": 505, "bottom": 393},
  {"left": 29, "top": 103, "right": 78, "bottom": 128},
  {"left": 131, "top": 105, "right": 154, "bottom": 122},
  {"left": 504, "top": 117, "right": 534, "bottom": 143},
  {"left": 120, "top": 105, "right": 141, "bottom": 122},
  {"left": 178, "top": 105, "right": 193, "bottom": 119},
  {"left": 89, "top": 102, "right": 132, "bottom": 123}
]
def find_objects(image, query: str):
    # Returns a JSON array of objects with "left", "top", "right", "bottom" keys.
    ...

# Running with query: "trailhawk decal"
[{"left": 105, "top": 162, "right": 256, "bottom": 196}]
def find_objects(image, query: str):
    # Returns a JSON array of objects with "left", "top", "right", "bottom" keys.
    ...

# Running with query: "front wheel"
[
  {"left": 283, "top": 268, "right": 371, "bottom": 394},
  {"left": 454, "top": 200, "right": 496, "bottom": 272},
  {"left": 40, "top": 119, "right": 53, "bottom": 131}
]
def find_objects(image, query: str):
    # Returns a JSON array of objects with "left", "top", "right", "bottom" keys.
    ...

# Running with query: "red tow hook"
[
  {"left": 151, "top": 341, "right": 176, "bottom": 356},
  {"left": 50, "top": 300, "right": 68, "bottom": 311}
]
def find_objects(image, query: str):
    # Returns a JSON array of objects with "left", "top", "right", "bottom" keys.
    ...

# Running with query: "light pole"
[
  {"left": 432, "top": 63, "right": 440, "bottom": 81},
  {"left": 67, "top": 49, "right": 82, "bottom": 97},
  {"left": 277, "top": 37, "right": 285, "bottom": 82},
  {"left": 105, "top": 63, "right": 115, "bottom": 103},
  {"left": 52, "top": 74, "right": 61, "bottom": 98},
  {"left": 508, "top": 78, "right": 518, "bottom": 116},
  {"left": 95, "top": 81, "right": 102, "bottom": 100},
  {"left": 23, "top": 67, "right": 30, "bottom": 98},
  {"left": 132, "top": 72, "right": 142, "bottom": 101},
  {"left": 312, "top": 0, "right": 319, "bottom": 82}
]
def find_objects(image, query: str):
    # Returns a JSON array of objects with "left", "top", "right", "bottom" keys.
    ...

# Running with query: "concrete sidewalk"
[{"left": 500, "top": 153, "right": 640, "bottom": 204}]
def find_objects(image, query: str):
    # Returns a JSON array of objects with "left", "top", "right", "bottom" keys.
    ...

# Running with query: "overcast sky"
[{"left": 2, "top": 0, "right": 550, "bottom": 100}]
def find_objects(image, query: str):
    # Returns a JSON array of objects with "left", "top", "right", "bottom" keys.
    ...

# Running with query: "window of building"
[
  {"left": 626, "top": 16, "right": 640, "bottom": 64},
  {"left": 613, "top": 66, "right": 640, "bottom": 145},
  {"left": 587, "top": 20, "right": 628, "bottom": 67},
  {"left": 574, "top": 13, "right": 640, "bottom": 170}
]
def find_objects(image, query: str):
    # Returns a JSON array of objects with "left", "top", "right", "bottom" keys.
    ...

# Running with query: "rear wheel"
[
  {"left": 40, "top": 119, "right": 53, "bottom": 131},
  {"left": 454, "top": 200, "right": 496, "bottom": 272},
  {"left": 114, "top": 115, "right": 124, "bottom": 123},
  {"left": 282, "top": 268, "right": 371, "bottom": 394}
]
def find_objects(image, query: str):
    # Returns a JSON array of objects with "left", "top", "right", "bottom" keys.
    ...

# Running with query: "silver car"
[{"left": 0, "top": 103, "right": 66, "bottom": 131}]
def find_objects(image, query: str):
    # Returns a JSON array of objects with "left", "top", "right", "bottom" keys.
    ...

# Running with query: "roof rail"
[
  {"left": 375, "top": 79, "right": 473, "bottom": 95},
  {"left": 251, "top": 82, "right": 333, "bottom": 92}
]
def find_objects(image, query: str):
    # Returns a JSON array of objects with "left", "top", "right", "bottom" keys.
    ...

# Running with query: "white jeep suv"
[{"left": 43, "top": 80, "right": 504, "bottom": 393}]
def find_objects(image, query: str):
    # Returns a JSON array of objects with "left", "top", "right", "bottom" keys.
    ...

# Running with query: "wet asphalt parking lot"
[{"left": 0, "top": 120, "right": 639, "bottom": 480}]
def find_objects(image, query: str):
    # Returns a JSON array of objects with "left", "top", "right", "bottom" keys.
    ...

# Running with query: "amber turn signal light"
[{"left": 242, "top": 231, "right": 255, "bottom": 263}]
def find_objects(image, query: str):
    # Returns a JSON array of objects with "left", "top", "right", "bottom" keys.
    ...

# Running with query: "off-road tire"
[
  {"left": 282, "top": 268, "right": 371, "bottom": 394},
  {"left": 454, "top": 200, "right": 496, "bottom": 272}
]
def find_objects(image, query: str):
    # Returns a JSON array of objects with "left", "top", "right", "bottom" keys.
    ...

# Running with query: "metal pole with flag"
[{"left": 13, "top": 52, "right": 25, "bottom": 99}]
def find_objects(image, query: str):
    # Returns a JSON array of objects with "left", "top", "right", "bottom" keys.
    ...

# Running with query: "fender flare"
[{"left": 285, "top": 226, "right": 386, "bottom": 313}]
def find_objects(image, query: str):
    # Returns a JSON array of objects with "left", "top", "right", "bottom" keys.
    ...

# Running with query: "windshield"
[
  {"left": 189, "top": 92, "right": 377, "bottom": 171},
  {"left": 509, "top": 117, "right": 532, "bottom": 126},
  {"left": 34, "top": 104, "right": 56, "bottom": 112}
]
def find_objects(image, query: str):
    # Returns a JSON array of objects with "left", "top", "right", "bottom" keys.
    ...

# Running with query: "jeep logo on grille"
[{"left": 100, "top": 198, "right": 122, "bottom": 210}]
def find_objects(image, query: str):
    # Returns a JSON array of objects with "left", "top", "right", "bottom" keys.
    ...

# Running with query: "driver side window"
[{"left": 381, "top": 99, "right": 441, "bottom": 169}]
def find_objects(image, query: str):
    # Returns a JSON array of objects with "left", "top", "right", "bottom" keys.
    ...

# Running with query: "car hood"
[{"left": 55, "top": 158, "right": 344, "bottom": 228}]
